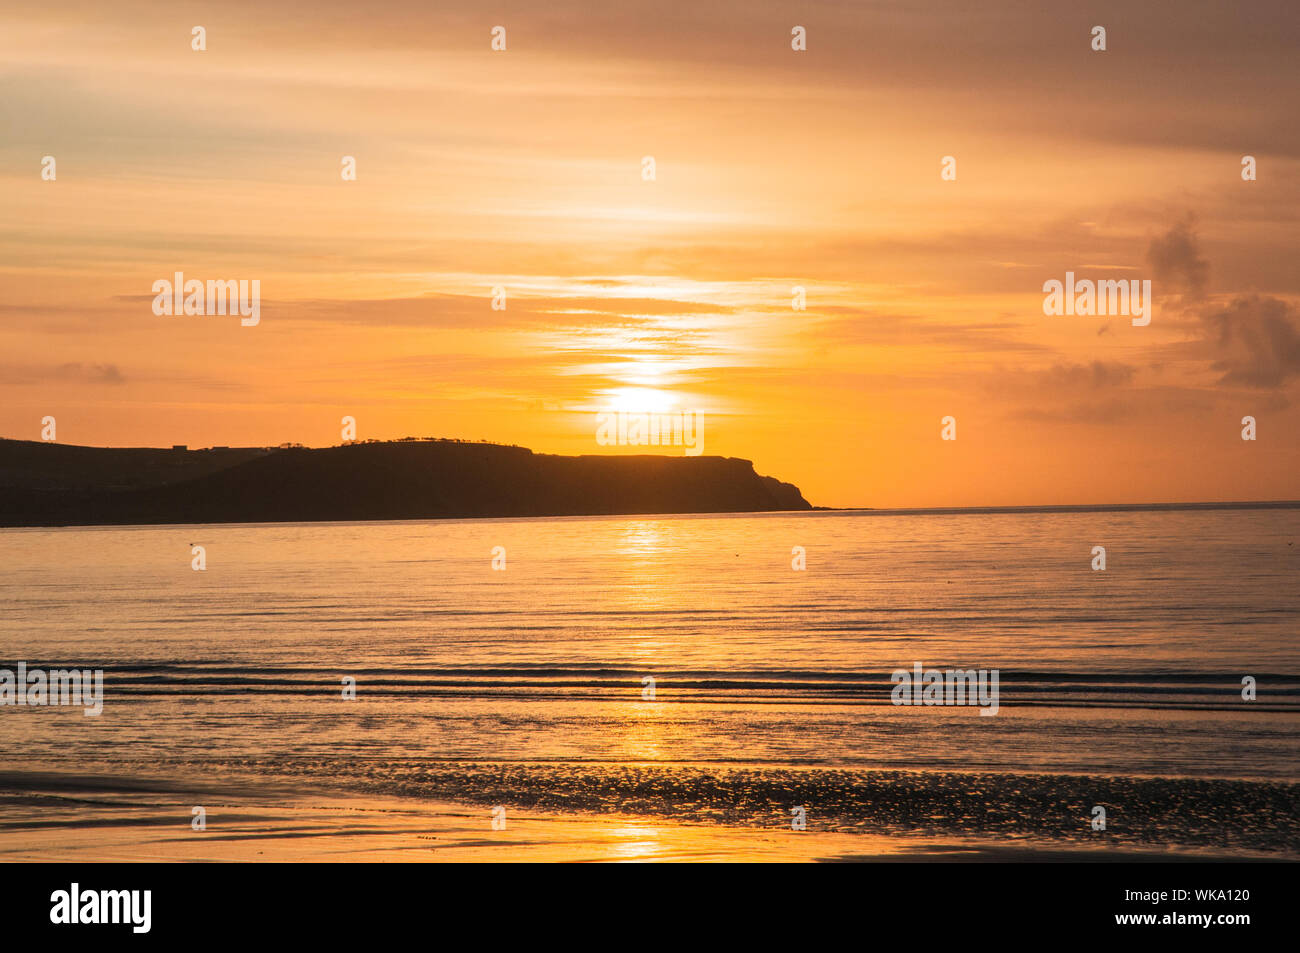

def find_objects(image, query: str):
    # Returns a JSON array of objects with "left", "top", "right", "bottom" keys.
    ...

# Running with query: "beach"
[
  {"left": 0, "top": 769, "right": 884, "bottom": 863},
  {"left": 1, "top": 768, "right": 1279, "bottom": 863}
]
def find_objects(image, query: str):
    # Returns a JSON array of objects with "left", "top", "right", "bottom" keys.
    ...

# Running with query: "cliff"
[{"left": 0, "top": 438, "right": 812, "bottom": 527}]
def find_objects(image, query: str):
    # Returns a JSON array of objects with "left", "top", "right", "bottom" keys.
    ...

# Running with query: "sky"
[{"left": 2, "top": 0, "right": 1298, "bottom": 507}]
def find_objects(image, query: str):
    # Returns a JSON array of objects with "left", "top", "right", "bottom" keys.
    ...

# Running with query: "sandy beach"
[
  {"left": 0, "top": 769, "right": 1275, "bottom": 863},
  {"left": 0, "top": 769, "right": 896, "bottom": 863}
]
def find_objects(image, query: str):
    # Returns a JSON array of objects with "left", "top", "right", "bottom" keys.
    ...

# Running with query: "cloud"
[
  {"left": 1147, "top": 218, "right": 1209, "bottom": 298},
  {"left": 983, "top": 360, "right": 1141, "bottom": 424},
  {"left": 275, "top": 292, "right": 735, "bottom": 330},
  {"left": 994, "top": 359, "right": 1137, "bottom": 397},
  {"left": 1204, "top": 294, "right": 1300, "bottom": 388},
  {"left": 68, "top": 362, "right": 125, "bottom": 384},
  {"left": 1044, "top": 361, "right": 1137, "bottom": 389},
  {"left": 0, "top": 362, "right": 127, "bottom": 385},
  {"left": 1144, "top": 216, "right": 1300, "bottom": 390}
]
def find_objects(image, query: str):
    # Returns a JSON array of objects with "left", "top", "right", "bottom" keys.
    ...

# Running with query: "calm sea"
[{"left": 2, "top": 509, "right": 1298, "bottom": 851}]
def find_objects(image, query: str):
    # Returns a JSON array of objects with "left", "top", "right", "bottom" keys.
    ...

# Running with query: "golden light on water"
[{"left": 607, "top": 824, "right": 670, "bottom": 861}]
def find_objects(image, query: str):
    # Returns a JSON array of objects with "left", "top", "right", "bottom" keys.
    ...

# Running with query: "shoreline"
[{"left": 1, "top": 768, "right": 1292, "bottom": 863}]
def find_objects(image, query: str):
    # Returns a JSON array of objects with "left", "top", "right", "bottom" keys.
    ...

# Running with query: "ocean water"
[{"left": 2, "top": 509, "right": 1298, "bottom": 852}]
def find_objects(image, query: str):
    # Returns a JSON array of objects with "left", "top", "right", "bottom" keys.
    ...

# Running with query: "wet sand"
[
  {"left": 0, "top": 770, "right": 1271, "bottom": 863},
  {"left": 0, "top": 770, "right": 894, "bottom": 862}
]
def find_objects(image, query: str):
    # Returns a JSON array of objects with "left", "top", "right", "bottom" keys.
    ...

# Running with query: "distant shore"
[
  {"left": 819, "top": 500, "right": 1300, "bottom": 516},
  {"left": 0, "top": 437, "right": 811, "bottom": 528},
  {"left": 3, "top": 436, "right": 1296, "bottom": 529}
]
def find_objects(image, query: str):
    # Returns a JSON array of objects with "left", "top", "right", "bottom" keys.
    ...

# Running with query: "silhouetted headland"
[{"left": 0, "top": 437, "right": 811, "bottom": 527}]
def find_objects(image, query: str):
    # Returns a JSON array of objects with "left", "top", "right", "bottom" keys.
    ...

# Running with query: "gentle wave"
[{"left": 12, "top": 662, "right": 1297, "bottom": 711}]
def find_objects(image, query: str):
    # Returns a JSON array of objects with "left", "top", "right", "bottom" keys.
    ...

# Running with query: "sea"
[{"left": 2, "top": 508, "right": 1297, "bottom": 854}]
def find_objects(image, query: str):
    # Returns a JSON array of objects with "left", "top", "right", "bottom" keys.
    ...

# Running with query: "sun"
[{"left": 602, "top": 386, "right": 679, "bottom": 415}]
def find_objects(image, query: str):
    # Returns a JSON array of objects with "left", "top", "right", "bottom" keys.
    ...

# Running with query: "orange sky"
[{"left": 2, "top": 1, "right": 1298, "bottom": 507}]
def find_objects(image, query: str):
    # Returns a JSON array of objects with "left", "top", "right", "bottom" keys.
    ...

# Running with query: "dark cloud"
[
  {"left": 1147, "top": 218, "right": 1210, "bottom": 297},
  {"left": 1204, "top": 294, "right": 1300, "bottom": 388},
  {"left": 1145, "top": 216, "right": 1300, "bottom": 390}
]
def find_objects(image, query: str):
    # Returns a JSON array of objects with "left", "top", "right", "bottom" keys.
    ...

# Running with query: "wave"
[{"left": 15, "top": 661, "right": 1298, "bottom": 712}]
